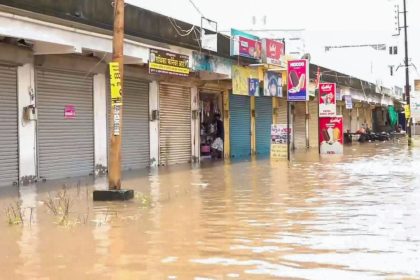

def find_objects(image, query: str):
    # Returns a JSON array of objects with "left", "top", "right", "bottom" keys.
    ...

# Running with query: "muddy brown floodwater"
[{"left": 1, "top": 141, "right": 420, "bottom": 280}]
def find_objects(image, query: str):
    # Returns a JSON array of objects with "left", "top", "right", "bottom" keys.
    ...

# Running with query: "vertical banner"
[
  {"left": 319, "top": 83, "right": 337, "bottom": 117},
  {"left": 344, "top": 95, "right": 353, "bottom": 110},
  {"left": 109, "top": 62, "right": 123, "bottom": 136},
  {"left": 287, "top": 59, "right": 309, "bottom": 101},
  {"left": 271, "top": 124, "right": 292, "bottom": 159},
  {"left": 319, "top": 116, "right": 344, "bottom": 155}
]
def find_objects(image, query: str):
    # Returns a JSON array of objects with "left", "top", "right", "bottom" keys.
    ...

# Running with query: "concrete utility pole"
[
  {"left": 109, "top": 0, "right": 125, "bottom": 189},
  {"left": 402, "top": 0, "right": 412, "bottom": 144}
]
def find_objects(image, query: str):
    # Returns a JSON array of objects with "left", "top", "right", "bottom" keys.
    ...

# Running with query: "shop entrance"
[{"left": 199, "top": 91, "right": 224, "bottom": 160}]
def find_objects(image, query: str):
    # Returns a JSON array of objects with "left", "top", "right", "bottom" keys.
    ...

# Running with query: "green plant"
[{"left": 5, "top": 202, "right": 24, "bottom": 226}]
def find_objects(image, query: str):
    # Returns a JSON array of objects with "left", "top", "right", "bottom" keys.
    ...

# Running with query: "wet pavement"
[{"left": 1, "top": 140, "right": 420, "bottom": 280}]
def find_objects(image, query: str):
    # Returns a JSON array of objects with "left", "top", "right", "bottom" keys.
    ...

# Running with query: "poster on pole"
[
  {"left": 264, "top": 72, "right": 283, "bottom": 97},
  {"left": 271, "top": 124, "right": 292, "bottom": 159},
  {"left": 287, "top": 59, "right": 309, "bottom": 101},
  {"left": 319, "top": 83, "right": 337, "bottom": 117},
  {"left": 109, "top": 62, "right": 123, "bottom": 136},
  {"left": 319, "top": 116, "right": 344, "bottom": 155}
]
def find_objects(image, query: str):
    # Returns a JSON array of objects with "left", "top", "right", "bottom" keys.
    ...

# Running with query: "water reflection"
[{"left": 0, "top": 141, "right": 419, "bottom": 279}]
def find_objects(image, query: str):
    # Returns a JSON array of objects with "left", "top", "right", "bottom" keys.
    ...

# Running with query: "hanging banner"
[
  {"left": 264, "top": 72, "right": 283, "bottom": 97},
  {"left": 344, "top": 95, "right": 353, "bottom": 109},
  {"left": 231, "top": 29, "right": 261, "bottom": 60},
  {"left": 149, "top": 49, "right": 190, "bottom": 77},
  {"left": 319, "top": 83, "right": 337, "bottom": 117},
  {"left": 109, "top": 62, "right": 122, "bottom": 106},
  {"left": 271, "top": 124, "right": 291, "bottom": 159},
  {"left": 261, "top": 39, "right": 284, "bottom": 65},
  {"left": 232, "top": 65, "right": 259, "bottom": 96},
  {"left": 287, "top": 59, "right": 309, "bottom": 101},
  {"left": 319, "top": 116, "right": 344, "bottom": 155}
]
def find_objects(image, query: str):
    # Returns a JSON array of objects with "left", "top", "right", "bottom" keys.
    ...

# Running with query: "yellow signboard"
[
  {"left": 232, "top": 65, "right": 259, "bottom": 95},
  {"left": 405, "top": 104, "right": 411, "bottom": 119},
  {"left": 109, "top": 62, "right": 122, "bottom": 104}
]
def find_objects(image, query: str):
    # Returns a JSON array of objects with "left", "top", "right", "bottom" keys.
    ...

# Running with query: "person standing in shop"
[
  {"left": 215, "top": 113, "right": 224, "bottom": 141},
  {"left": 211, "top": 113, "right": 224, "bottom": 159}
]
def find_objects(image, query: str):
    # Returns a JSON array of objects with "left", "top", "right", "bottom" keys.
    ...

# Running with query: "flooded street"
[{"left": 1, "top": 141, "right": 420, "bottom": 280}]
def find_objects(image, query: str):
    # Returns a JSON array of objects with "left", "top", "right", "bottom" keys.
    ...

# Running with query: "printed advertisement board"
[
  {"left": 231, "top": 29, "right": 261, "bottom": 60},
  {"left": 232, "top": 65, "right": 259, "bottom": 96},
  {"left": 149, "top": 49, "right": 190, "bottom": 77},
  {"left": 262, "top": 39, "right": 284, "bottom": 65},
  {"left": 319, "top": 116, "right": 344, "bottom": 155},
  {"left": 271, "top": 124, "right": 292, "bottom": 160},
  {"left": 264, "top": 72, "right": 282, "bottom": 97},
  {"left": 287, "top": 59, "right": 309, "bottom": 101},
  {"left": 319, "top": 83, "right": 337, "bottom": 117}
]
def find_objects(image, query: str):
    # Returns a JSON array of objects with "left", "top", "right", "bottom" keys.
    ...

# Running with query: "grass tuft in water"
[
  {"left": 135, "top": 192, "right": 154, "bottom": 208},
  {"left": 5, "top": 201, "right": 25, "bottom": 226},
  {"left": 44, "top": 186, "right": 72, "bottom": 226}
]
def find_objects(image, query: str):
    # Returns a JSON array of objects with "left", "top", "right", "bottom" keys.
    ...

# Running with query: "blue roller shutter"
[
  {"left": 255, "top": 97, "right": 273, "bottom": 156},
  {"left": 230, "top": 94, "right": 251, "bottom": 159}
]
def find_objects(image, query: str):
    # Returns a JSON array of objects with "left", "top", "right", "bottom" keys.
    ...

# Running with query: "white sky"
[{"left": 127, "top": 0, "right": 420, "bottom": 87}]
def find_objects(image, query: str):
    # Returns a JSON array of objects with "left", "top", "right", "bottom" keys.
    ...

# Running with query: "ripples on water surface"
[{"left": 0, "top": 141, "right": 419, "bottom": 279}]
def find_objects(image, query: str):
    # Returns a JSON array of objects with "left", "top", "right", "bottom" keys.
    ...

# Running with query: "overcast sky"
[{"left": 127, "top": 0, "right": 420, "bottom": 87}]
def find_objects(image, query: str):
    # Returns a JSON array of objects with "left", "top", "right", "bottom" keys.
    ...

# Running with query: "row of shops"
[{"left": 0, "top": 4, "right": 404, "bottom": 188}]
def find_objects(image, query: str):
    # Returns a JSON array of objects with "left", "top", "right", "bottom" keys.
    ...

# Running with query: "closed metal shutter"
[
  {"left": 107, "top": 79, "right": 150, "bottom": 170},
  {"left": 309, "top": 99, "right": 319, "bottom": 148},
  {"left": 230, "top": 94, "right": 251, "bottom": 158},
  {"left": 276, "top": 98, "right": 288, "bottom": 124},
  {"left": 351, "top": 108, "right": 358, "bottom": 132},
  {"left": 159, "top": 84, "right": 191, "bottom": 166},
  {"left": 0, "top": 65, "right": 18, "bottom": 187},
  {"left": 343, "top": 108, "right": 351, "bottom": 132},
  {"left": 255, "top": 97, "right": 272, "bottom": 156},
  {"left": 37, "top": 69, "right": 94, "bottom": 180},
  {"left": 293, "top": 102, "right": 306, "bottom": 149}
]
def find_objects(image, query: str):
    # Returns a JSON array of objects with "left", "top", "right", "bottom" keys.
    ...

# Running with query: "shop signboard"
[
  {"left": 264, "top": 72, "right": 282, "bottom": 97},
  {"left": 192, "top": 52, "right": 232, "bottom": 78},
  {"left": 319, "top": 83, "right": 337, "bottom": 117},
  {"left": 287, "top": 59, "right": 309, "bottom": 101},
  {"left": 271, "top": 124, "right": 292, "bottom": 159},
  {"left": 231, "top": 29, "right": 262, "bottom": 60},
  {"left": 232, "top": 65, "right": 259, "bottom": 96},
  {"left": 319, "top": 116, "right": 344, "bottom": 155},
  {"left": 344, "top": 95, "right": 353, "bottom": 109},
  {"left": 64, "top": 105, "right": 76, "bottom": 120},
  {"left": 149, "top": 49, "right": 190, "bottom": 77},
  {"left": 262, "top": 39, "right": 285, "bottom": 65}
]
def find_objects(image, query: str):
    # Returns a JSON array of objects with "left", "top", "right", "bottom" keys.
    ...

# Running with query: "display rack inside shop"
[{"left": 200, "top": 94, "right": 221, "bottom": 159}]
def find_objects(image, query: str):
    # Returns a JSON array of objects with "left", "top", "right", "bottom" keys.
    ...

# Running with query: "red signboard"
[
  {"left": 262, "top": 39, "right": 284, "bottom": 65},
  {"left": 319, "top": 116, "right": 343, "bottom": 155},
  {"left": 238, "top": 36, "right": 262, "bottom": 60},
  {"left": 64, "top": 105, "right": 76, "bottom": 120},
  {"left": 319, "top": 83, "right": 337, "bottom": 117}
]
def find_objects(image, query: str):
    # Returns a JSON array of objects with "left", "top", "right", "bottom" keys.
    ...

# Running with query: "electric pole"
[
  {"left": 109, "top": 0, "right": 125, "bottom": 190},
  {"left": 403, "top": 0, "right": 412, "bottom": 144}
]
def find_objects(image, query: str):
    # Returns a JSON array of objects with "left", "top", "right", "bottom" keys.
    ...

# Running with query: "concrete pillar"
[
  {"left": 93, "top": 74, "right": 107, "bottom": 175},
  {"left": 17, "top": 63, "right": 37, "bottom": 184},
  {"left": 191, "top": 87, "right": 200, "bottom": 163},
  {"left": 250, "top": 96, "right": 256, "bottom": 155},
  {"left": 149, "top": 81, "right": 159, "bottom": 167},
  {"left": 305, "top": 101, "right": 310, "bottom": 148}
]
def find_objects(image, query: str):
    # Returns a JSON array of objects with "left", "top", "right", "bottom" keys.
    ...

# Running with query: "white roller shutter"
[
  {"left": 0, "top": 65, "right": 18, "bottom": 187},
  {"left": 293, "top": 102, "right": 306, "bottom": 149},
  {"left": 309, "top": 99, "right": 319, "bottom": 148},
  {"left": 159, "top": 84, "right": 191, "bottom": 166},
  {"left": 36, "top": 69, "right": 94, "bottom": 180}
]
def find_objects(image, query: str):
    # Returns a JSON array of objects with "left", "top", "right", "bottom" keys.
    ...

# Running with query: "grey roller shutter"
[
  {"left": 0, "top": 65, "right": 18, "bottom": 187},
  {"left": 309, "top": 99, "right": 319, "bottom": 148},
  {"left": 107, "top": 79, "right": 150, "bottom": 170},
  {"left": 293, "top": 102, "right": 306, "bottom": 149},
  {"left": 276, "top": 98, "right": 288, "bottom": 124},
  {"left": 36, "top": 69, "right": 94, "bottom": 180},
  {"left": 159, "top": 84, "right": 191, "bottom": 166}
]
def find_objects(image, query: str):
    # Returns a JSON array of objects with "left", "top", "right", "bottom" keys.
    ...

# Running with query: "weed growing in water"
[
  {"left": 135, "top": 192, "right": 154, "bottom": 208},
  {"left": 44, "top": 186, "right": 72, "bottom": 226}
]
